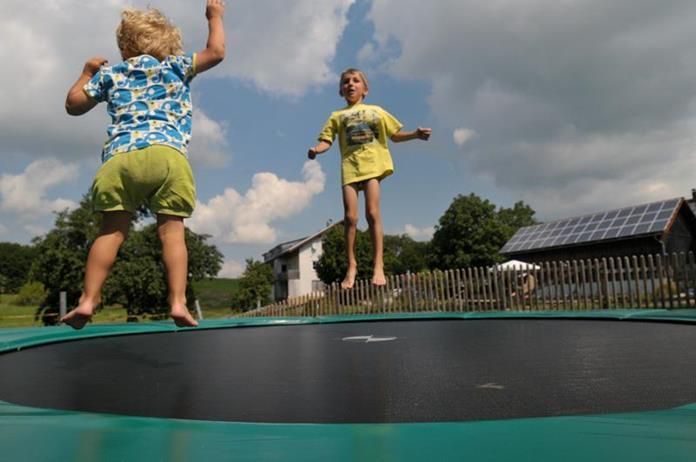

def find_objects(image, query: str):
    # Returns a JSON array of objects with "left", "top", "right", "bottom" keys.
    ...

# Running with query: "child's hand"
[
  {"left": 416, "top": 127, "right": 432, "bottom": 141},
  {"left": 206, "top": 0, "right": 225, "bottom": 19},
  {"left": 307, "top": 147, "right": 318, "bottom": 160},
  {"left": 82, "top": 57, "right": 108, "bottom": 77}
]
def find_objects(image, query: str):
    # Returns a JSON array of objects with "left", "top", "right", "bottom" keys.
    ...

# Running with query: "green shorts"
[{"left": 91, "top": 145, "right": 196, "bottom": 217}]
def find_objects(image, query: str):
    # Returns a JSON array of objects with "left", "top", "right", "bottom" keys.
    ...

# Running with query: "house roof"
[
  {"left": 502, "top": 197, "right": 694, "bottom": 256},
  {"left": 263, "top": 220, "right": 343, "bottom": 263}
]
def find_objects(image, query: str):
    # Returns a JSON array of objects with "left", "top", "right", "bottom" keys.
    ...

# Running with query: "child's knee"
[
  {"left": 344, "top": 213, "right": 359, "bottom": 228},
  {"left": 365, "top": 207, "right": 381, "bottom": 225}
]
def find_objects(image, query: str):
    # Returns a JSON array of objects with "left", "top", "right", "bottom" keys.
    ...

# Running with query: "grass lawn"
[
  {"left": 0, "top": 303, "right": 138, "bottom": 328},
  {"left": 0, "top": 278, "right": 240, "bottom": 329}
]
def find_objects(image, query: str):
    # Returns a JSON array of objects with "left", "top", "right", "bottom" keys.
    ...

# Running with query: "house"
[
  {"left": 263, "top": 221, "right": 342, "bottom": 301},
  {"left": 501, "top": 196, "right": 696, "bottom": 263}
]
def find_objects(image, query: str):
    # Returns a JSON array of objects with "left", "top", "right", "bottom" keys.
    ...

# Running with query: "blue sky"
[{"left": 3, "top": 0, "right": 696, "bottom": 276}]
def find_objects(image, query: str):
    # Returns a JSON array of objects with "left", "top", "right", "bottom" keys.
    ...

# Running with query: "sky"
[{"left": 3, "top": 0, "right": 696, "bottom": 277}]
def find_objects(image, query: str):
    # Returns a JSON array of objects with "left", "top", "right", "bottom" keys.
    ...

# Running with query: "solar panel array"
[{"left": 501, "top": 198, "right": 681, "bottom": 254}]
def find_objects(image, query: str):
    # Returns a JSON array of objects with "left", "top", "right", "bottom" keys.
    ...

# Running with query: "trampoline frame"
[{"left": 2, "top": 311, "right": 696, "bottom": 461}]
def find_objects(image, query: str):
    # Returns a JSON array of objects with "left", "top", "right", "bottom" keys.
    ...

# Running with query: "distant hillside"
[{"left": 192, "top": 278, "right": 240, "bottom": 311}]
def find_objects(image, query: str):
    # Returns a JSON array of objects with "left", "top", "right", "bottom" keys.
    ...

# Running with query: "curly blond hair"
[{"left": 117, "top": 8, "right": 183, "bottom": 60}]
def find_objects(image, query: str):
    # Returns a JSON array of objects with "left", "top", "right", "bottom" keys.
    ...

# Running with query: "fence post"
[
  {"left": 571, "top": 260, "right": 580, "bottom": 311},
  {"left": 688, "top": 252, "right": 696, "bottom": 308},
  {"left": 623, "top": 257, "right": 634, "bottom": 308},
  {"left": 194, "top": 300, "right": 203, "bottom": 320},
  {"left": 665, "top": 254, "right": 675, "bottom": 309},
  {"left": 59, "top": 291, "right": 67, "bottom": 319},
  {"left": 542, "top": 261, "right": 551, "bottom": 310},
  {"left": 530, "top": 264, "right": 539, "bottom": 311},
  {"left": 673, "top": 253, "right": 683, "bottom": 308}
]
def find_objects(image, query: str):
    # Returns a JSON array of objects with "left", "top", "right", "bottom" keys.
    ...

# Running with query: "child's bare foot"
[
  {"left": 170, "top": 306, "right": 199, "bottom": 328},
  {"left": 341, "top": 266, "right": 357, "bottom": 289},
  {"left": 372, "top": 268, "right": 387, "bottom": 286},
  {"left": 60, "top": 304, "right": 95, "bottom": 330}
]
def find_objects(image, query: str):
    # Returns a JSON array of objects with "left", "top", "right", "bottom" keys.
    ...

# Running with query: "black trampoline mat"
[{"left": 1, "top": 319, "right": 696, "bottom": 423}]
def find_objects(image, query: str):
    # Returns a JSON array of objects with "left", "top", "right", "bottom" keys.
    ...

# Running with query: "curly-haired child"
[{"left": 61, "top": 0, "right": 226, "bottom": 329}]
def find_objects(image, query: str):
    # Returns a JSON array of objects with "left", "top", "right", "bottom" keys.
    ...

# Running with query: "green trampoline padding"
[{"left": 1, "top": 310, "right": 696, "bottom": 461}]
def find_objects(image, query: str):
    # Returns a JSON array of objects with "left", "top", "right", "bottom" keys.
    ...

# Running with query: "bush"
[
  {"left": 0, "top": 274, "right": 8, "bottom": 294},
  {"left": 14, "top": 282, "right": 48, "bottom": 306}
]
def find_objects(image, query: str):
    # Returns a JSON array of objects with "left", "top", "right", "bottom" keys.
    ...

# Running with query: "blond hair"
[
  {"left": 339, "top": 68, "right": 369, "bottom": 98},
  {"left": 117, "top": 8, "right": 183, "bottom": 61}
]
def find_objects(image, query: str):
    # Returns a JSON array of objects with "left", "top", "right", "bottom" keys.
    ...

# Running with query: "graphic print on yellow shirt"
[
  {"left": 318, "top": 104, "right": 403, "bottom": 185},
  {"left": 344, "top": 109, "right": 380, "bottom": 146}
]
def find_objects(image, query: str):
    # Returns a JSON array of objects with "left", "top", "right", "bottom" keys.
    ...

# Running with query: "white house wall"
[{"left": 288, "top": 238, "right": 323, "bottom": 298}]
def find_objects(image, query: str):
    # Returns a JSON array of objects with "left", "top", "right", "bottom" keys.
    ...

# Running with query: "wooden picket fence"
[{"left": 238, "top": 252, "right": 696, "bottom": 318}]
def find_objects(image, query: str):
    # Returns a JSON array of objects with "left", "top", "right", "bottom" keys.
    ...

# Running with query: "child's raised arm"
[
  {"left": 196, "top": 0, "right": 226, "bottom": 74},
  {"left": 65, "top": 57, "right": 108, "bottom": 116},
  {"left": 391, "top": 127, "right": 432, "bottom": 143}
]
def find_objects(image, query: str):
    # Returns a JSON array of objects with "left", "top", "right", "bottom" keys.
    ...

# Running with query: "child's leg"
[
  {"left": 341, "top": 184, "right": 360, "bottom": 289},
  {"left": 61, "top": 211, "right": 132, "bottom": 329},
  {"left": 364, "top": 179, "right": 386, "bottom": 286},
  {"left": 157, "top": 214, "right": 198, "bottom": 327}
]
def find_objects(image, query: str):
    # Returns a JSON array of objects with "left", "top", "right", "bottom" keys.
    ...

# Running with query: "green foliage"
[
  {"left": 429, "top": 194, "right": 537, "bottom": 270},
  {"left": 14, "top": 282, "right": 47, "bottom": 306},
  {"left": 0, "top": 274, "right": 9, "bottom": 294},
  {"left": 313, "top": 225, "right": 374, "bottom": 284},
  {"left": 231, "top": 259, "right": 274, "bottom": 311},
  {"left": 29, "top": 196, "right": 100, "bottom": 324},
  {"left": 0, "top": 242, "right": 38, "bottom": 292},
  {"left": 29, "top": 193, "right": 223, "bottom": 324},
  {"left": 103, "top": 225, "right": 224, "bottom": 316},
  {"left": 383, "top": 234, "right": 429, "bottom": 274},
  {"left": 314, "top": 225, "right": 430, "bottom": 284},
  {"left": 102, "top": 227, "right": 169, "bottom": 316}
]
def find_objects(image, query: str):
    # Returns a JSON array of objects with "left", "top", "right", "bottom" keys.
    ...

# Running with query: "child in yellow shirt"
[{"left": 308, "top": 68, "right": 431, "bottom": 288}]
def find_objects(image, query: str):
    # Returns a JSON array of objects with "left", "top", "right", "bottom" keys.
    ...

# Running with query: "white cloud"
[
  {"left": 0, "top": 159, "right": 79, "bottom": 217},
  {"left": 453, "top": 128, "right": 476, "bottom": 147},
  {"left": 404, "top": 224, "right": 434, "bottom": 241},
  {"left": 218, "top": 260, "right": 245, "bottom": 278},
  {"left": 216, "top": 0, "right": 356, "bottom": 96},
  {"left": 0, "top": 0, "right": 354, "bottom": 164},
  {"left": 23, "top": 224, "right": 49, "bottom": 240},
  {"left": 366, "top": 0, "right": 696, "bottom": 217},
  {"left": 188, "top": 161, "right": 326, "bottom": 244},
  {"left": 0, "top": 1, "right": 118, "bottom": 159},
  {"left": 189, "top": 109, "right": 230, "bottom": 168},
  {"left": 0, "top": 224, "right": 7, "bottom": 237}
]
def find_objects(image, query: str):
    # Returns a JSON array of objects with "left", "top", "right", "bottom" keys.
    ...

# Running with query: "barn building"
[{"left": 501, "top": 196, "right": 696, "bottom": 263}]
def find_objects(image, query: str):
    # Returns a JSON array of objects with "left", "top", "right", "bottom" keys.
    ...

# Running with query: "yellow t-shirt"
[{"left": 318, "top": 103, "right": 403, "bottom": 186}]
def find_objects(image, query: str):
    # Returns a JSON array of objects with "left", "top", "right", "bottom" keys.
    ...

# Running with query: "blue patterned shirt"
[{"left": 84, "top": 54, "right": 197, "bottom": 162}]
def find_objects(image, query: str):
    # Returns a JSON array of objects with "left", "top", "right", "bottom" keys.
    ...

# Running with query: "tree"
[
  {"left": 314, "top": 226, "right": 430, "bottom": 284},
  {"left": 429, "top": 193, "right": 537, "bottom": 269},
  {"left": 383, "top": 234, "right": 429, "bottom": 275},
  {"left": 231, "top": 259, "right": 274, "bottom": 310},
  {"left": 0, "top": 274, "right": 9, "bottom": 294},
  {"left": 30, "top": 193, "right": 223, "bottom": 324},
  {"left": 29, "top": 198, "right": 100, "bottom": 324},
  {"left": 314, "top": 225, "right": 377, "bottom": 284},
  {"left": 103, "top": 224, "right": 223, "bottom": 318},
  {"left": 498, "top": 201, "right": 538, "bottom": 236},
  {"left": 0, "top": 243, "right": 38, "bottom": 292}
]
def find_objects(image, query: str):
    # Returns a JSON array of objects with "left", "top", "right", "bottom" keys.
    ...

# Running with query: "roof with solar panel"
[{"left": 501, "top": 197, "right": 684, "bottom": 255}]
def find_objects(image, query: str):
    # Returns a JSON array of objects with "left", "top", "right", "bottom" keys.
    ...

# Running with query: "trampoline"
[{"left": 2, "top": 311, "right": 696, "bottom": 461}]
